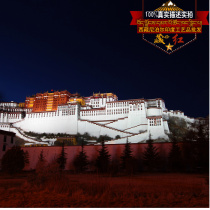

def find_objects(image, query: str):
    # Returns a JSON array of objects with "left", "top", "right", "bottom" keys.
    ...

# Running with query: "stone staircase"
[
  {"left": 123, "top": 123, "right": 147, "bottom": 132},
  {"left": 78, "top": 119, "right": 148, "bottom": 141},
  {"left": 104, "top": 116, "right": 128, "bottom": 126},
  {"left": 79, "top": 118, "right": 149, "bottom": 144},
  {"left": 12, "top": 118, "right": 25, "bottom": 125},
  {"left": 10, "top": 125, "right": 41, "bottom": 144},
  {"left": 89, "top": 120, "right": 135, "bottom": 135},
  {"left": 105, "top": 130, "right": 148, "bottom": 144}
]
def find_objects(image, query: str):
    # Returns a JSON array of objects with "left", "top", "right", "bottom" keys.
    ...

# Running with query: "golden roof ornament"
[{"left": 155, "top": 1, "right": 183, "bottom": 11}]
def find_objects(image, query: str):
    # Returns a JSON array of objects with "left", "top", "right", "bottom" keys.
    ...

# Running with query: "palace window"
[
  {"left": 149, "top": 118, "right": 161, "bottom": 126},
  {"left": 149, "top": 119, "right": 155, "bottom": 126},
  {"left": 3, "top": 144, "right": 6, "bottom": 151}
]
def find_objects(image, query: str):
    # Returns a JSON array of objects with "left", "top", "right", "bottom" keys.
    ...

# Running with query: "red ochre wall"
[{"left": 22, "top": 142, "right": 181, "bottom": 171}]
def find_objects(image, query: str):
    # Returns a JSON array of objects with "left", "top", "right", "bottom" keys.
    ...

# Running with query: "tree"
[
  {"left": 95, "top": 139, "right": 111, "bottom": 173},
  {"left": 167, "top": 117, "right": 188, "bottom": 141},
  {"left": 73, "top": 143, "right": 89, "bottom": 173},
  {"left": 120, "top": 138, "right": 133, "bottom": 171},
  {"left": 143, "top": 135, "right": 159, "bottom": 172},
  {"left": 97, "top": 135, "right": 112, "bottom": 143},
  {"left": 168, "top": 136, "right": 183, "bottom": 172},
  {"left": 36, "top": 150, "right": 46, "bottom": 172},
  {"left": 57, "top": 142, "right": 67, "bottom": 170},
  {"left": 194, "top": 120, "right": 209, "bottom": 172},
  {"left": 24, "top": 150, "right": 30, "bottom": 167},
  {"left": 38, "top": 150, "right": 45, "bottom": 162},
  {"left": 1, "top": 146, "right": 28, "bottom": 174},
  {"left": 182, "top": 127, "right": 197, "bottom": 172},
  {"left": 182, "top": 118, "right": 209, "bottom": 172},
  {"left": 76, "top": 136, "right": 88, "bottom": 146},
  {"left": 34, "top": 150, "right": 48, "bottom": 185}
]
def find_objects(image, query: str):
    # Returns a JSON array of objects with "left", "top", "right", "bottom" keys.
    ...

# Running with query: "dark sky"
[{"left": 0, "top": 0, "right": 209, "bottom": 118}]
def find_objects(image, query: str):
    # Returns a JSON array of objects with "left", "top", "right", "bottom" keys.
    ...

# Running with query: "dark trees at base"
[
  {"left": 143, "top": 138, "right": 159, "bottom": 172},
  {"left": 120, "top": 139, "right": 137, "bottom": 174},
  {"left": 1, "top": 146, "right": 29, "bottom": 174},
  {"left": 95, "top": 140, "right": 111, "bottom": 173},
  {"left": 73, "top": 144, "right": 89, "bottom": 173},
  {"left": 168, "top": 137, "right": 183, "bottom": 172},
  {"left": 57, "top": 142, "right": 67, "bottom": 171}
]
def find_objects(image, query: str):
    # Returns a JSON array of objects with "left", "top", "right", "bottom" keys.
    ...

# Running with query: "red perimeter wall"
[{"left": 22, "top": 142, "right": 181, "bottom": 171}]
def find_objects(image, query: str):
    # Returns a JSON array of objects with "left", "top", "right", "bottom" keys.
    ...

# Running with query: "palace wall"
[
  {"left": 22, "top": 142, "right": 177, "bottom": 171},
  {"left": 14, "top": 114, "right": 78, "bottom": 134}
]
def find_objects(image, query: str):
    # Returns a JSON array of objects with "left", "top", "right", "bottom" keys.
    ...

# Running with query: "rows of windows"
[
  {"left": 62, "top": 110, "right": 75, "bottom": 116},
  {"left": 107, "top": 108, "right": 129, "bottom": 115},
  {"left": 81, "top": 110, "right": 106, "bottom": 116},
  {"left": 2, "top": 136, "right": 14, "bottom": 151},
  {"left": 3, "top": 144, "right": 6, "bottom": 151},
  {"left": 8, "top": 114, "right": 21, "bottom": 119},
  {"left": 0, "top": 125, "right": 10, "bottom": 128},
  {"left": 5, "top": 108, "right": 22, "bottom": 112},
  {"left": 149, "top": 118, "right": 161, "bottom": 126},
  {"left": 2, "top": 135, "right": 13, "bottom": 143},
  {"left": 106, "top": 102, "right": 129, "bottom": 108},
  {"left": 0, "top": 103, "right": 17, "bottom": 107},
  {"left": 28, "top": 112, "right": 57, "bottom": 118},
  {"left": 91, "top": 100, "right": 101, "bottom": 108},
  {"left": 130, "top": 104, "right": 143, "bottom": 111},
  {"left": 81, "top": 107, "right": 130, "bottom": 116}
]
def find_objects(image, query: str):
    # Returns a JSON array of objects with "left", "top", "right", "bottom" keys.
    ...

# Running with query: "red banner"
[
  {"left": 130, "top": 11, "right": 143, "bottom": 25},
  {"left": 130, "top": 11, "right": 209, "bottom": 25},
  {"left": 197, "top": 11, "right": 209, "bottom": 25}
]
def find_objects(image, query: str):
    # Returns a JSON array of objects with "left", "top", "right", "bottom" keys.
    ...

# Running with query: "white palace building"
[{"left": 0, "top": 91, "right": 194, "bottom": 145}]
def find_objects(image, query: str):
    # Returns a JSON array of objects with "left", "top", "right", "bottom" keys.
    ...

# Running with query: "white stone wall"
[
  {"left": 77, "top": 120, "right": 127, "bottom": 138},
  {"left": 163, "top": 120, "right": 169, "bottom": 133},
  {"left": 0, "top": 123, "right": 10, "bottom": 131},
  {"left": 148, "top": 118, "right": 168, "bottom": 139},
  {"left": 163, "top": 110, "right": 194, "bottom": 123},
  {"left": 0, "top": 97, "right": 194, "bottom": 143},
  {"left": 105, "top": 117, "right": 129, "bottom": 131},
  {"left": 0, "top": 102, "right": 18, "bottom": 107},
  {"left": 147, "top": 107, "right": 162, "bottom": 116},
  {"left": 125, "top": 124, "right": 148, "bottom": 133},
  {"left": 14, "top": 111, "right": 78, "bottom": 134}
]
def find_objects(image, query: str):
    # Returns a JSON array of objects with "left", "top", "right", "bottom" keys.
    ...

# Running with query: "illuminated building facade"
[
  {"left": 0, "top": 90, "right": 194, "bottom": 145},
  {"left": 25, "top": 90, "right": 71, "bottom": 112}
]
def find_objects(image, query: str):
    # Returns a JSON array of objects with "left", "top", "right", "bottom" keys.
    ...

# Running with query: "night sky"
[{"left": 0, "top": 0, "right": 208, "bottom": 118}]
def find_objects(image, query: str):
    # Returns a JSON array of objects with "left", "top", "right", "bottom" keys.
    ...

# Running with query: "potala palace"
[{"left": 0, "top": 90, "right": 194, "bottom": 145}]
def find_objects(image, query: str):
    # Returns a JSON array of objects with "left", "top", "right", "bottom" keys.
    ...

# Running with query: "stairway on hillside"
[
  {"left": 103, "top": 116, "right": 128, "bottom": 125},
  {"left": 123, "top": 123, "right": 148, "bottom": 132},
  {"left": 79, "top": 119, "right": 148, "bottom": 139},
  {"left": 81, "top": 119, "right": 135, "bottom": 135},
  {"left": 10, "top": 124, "right": 41, "bottom": 144},
  {"left": 104, "top": 130, "right": 148, "bottom": 144}
]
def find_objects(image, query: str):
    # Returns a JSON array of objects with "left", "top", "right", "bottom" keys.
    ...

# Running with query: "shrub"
[
  {"left": 28, "top": 157, "right": 62, "bottom": 187},
  {"left": 1, "top": 146, "right": 29, "bottom": 174}
]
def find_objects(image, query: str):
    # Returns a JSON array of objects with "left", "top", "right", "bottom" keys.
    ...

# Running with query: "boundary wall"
[{"left": 22, "top": 142, "right": 182, "bottom": 171}]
